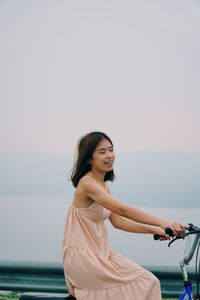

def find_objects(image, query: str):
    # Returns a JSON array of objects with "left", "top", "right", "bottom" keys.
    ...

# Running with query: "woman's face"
[{"left": 90, "top": 139, "right": 115, "bottom": 173}]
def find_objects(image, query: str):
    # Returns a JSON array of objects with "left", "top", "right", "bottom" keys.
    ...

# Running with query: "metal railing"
[
  {"left": 0, "top": 261, "right": 66, "bottom": 294},
  {"left": 0, "top": 261, "right": 196, "bottom": 298}
]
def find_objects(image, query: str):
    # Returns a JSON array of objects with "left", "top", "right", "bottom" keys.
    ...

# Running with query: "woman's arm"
[
  {"left": 80, "top": 176, "right": 185, "bottom": 236},
  {"left": 109, "top": 213, "right": 169, "bottom": 238}
]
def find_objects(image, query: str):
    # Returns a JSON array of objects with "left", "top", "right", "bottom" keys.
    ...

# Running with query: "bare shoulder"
[
  {"left": 78, "top": 176, "right": 127, "bottom": 215},
  {"left": 79, "top": 176, "right": 111, "bottom": 197},
  {"left": 78, "top": 175, "right": 97, "bottom": 191},
  {"left": 73, "top": 176, "right": 95, "bottom": 208}
]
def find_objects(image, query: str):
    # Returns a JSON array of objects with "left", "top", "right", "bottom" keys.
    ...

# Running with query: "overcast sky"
[
  {"left": 1, "top": 1, "right": 200, "bottom": 265},
  {"left": 1, "top": 0, "right": 200, "bottom": 155}
]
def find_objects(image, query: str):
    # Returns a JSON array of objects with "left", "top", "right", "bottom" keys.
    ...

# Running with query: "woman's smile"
[{"left": 104, "top": 160, "right": 114, "bottom": 168}]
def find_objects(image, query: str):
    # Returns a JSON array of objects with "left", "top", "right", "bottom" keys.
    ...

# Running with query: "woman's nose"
[{"left": 106, "top": 151, "right": 114, "bottom": 159}]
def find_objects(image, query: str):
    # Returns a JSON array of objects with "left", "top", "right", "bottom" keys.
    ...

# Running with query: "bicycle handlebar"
[
  {"left": 153, "top": 228, "right": 174, "bottom": 240},
  {"left": 153, "top": 223, "right": 200, "bottom": 244},
  {"left": 155, "top": 223, "right": 200, "bottom": 296}
]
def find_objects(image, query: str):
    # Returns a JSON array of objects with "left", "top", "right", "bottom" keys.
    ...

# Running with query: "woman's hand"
[{"left": 161, "top": 221, "right": 185, "bottom": 237}]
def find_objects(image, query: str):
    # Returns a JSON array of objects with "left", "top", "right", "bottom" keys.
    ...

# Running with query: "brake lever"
[
  {"left": 168, "top": 235, "right": 185, "bottom": 247},
  {"left": 167, "top": 224, "right": 200, "bottom": 247}
]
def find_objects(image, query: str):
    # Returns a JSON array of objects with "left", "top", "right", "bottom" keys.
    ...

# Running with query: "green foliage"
[
  {"left": 0, "top": 291, "right": 20, "bottom": 300},
  {"left": 0, "top": 292, "right": 177, "bottom": 300}
]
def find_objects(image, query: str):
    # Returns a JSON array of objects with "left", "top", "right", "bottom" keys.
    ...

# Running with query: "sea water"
[{"left": 0, "top": 195, "right": 199, "bottom": 267}]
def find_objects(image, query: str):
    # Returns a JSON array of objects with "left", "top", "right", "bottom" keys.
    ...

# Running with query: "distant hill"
[{"left": 0, "top": 151, "right": 199, "bottom": 208}]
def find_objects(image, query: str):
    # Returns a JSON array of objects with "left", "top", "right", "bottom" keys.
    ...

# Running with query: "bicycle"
[{"left": 154, "top": 223, "right": 200, "bottom": 300}]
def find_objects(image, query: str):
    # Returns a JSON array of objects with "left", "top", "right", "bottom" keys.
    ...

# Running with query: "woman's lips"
[{"left": 105, "top": 160, "right": 114, "bottom": 167}]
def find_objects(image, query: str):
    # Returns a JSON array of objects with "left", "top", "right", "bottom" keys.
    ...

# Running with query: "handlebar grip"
[
  {"left": 153, "top": 234, "right": 161, "bottom": 240},
  {"left": 165, "top": 228, "right": 174, "bottom": 236},
  {"left": 153, "top": 228, "right": 174, "bottom": 240}
]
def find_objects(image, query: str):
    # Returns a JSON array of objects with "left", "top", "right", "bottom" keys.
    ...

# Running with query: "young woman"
[{"left": 63, "top": 131, "right": 185, "bottom": 300}]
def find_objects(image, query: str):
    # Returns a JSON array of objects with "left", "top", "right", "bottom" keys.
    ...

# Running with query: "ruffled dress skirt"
[{"left": 63, "top": 203, "right": 162, "bottom": 300}]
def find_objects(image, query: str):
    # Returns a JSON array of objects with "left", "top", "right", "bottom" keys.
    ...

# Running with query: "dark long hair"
[{"left": 71, "top": 131, "right": 115, "bottom": 187}]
